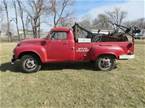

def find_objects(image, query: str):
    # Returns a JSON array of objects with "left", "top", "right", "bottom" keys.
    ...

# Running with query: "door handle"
[{"left": 63, "top": 42, "right": 67, "bottom": 45}]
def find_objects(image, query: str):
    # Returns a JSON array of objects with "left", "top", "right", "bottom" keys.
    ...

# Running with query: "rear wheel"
[
  {"left": 95, "top": 55, "right": 115, "bottom": 71},
  {"left": 21, "top": 55, "right": 41, "bottom": 73}
]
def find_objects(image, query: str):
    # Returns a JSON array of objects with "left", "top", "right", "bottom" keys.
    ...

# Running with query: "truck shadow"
[
  {"left": 0, "top": 62, "right": 21, "bottom": 72},
  {"left": 0, "top": 62, "right": 97, "bottom": 73},
  {"left": 42, "top": 62, "right": 96, "bottom": 71}
]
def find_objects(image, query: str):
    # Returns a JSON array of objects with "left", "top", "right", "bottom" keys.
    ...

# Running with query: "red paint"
[{"left": 13, "top": 27, "right": 134, "bottom": 63}]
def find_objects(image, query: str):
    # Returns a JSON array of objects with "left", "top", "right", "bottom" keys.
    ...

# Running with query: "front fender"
[{"left": 15, "top": 44, "right": 47, "bottom": 63}]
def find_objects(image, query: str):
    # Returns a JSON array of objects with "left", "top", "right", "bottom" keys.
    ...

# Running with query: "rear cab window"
[{"left": 50, "top": 31, "right": 67, "bottom": 40}]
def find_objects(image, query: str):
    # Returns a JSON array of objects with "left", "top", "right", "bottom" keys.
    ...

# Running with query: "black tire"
[
  {"left": 90, "top": 60, "right": 95, "bottom": 64},
  {"left": 21, "top": 54, "right": 41, "bottom": 73},
  {"left": 95, "top": 55, "right": 115, "bottom": 71}
]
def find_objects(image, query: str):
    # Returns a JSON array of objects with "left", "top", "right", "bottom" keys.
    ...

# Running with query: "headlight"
[
  {"left": 13, "top": 48, "right": 16, "bottom": 54},
  {"left": 17, "top": 43, "right": 21, "bottom": 47}
]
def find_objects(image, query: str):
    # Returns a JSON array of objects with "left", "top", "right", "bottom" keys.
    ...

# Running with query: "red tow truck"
[{"left": 11, "top": 23, "right": 140, "bottom": 72}]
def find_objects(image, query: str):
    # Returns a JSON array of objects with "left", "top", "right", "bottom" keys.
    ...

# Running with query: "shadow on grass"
[
  {"left": 0, "top": 62, "right": 97, "bottom": 73},
  {"left": 42, "top": 62, "right": 96, "bottom": 71},
  {"left": 0, "top": 62, "right": 21, "bottom": 72}
]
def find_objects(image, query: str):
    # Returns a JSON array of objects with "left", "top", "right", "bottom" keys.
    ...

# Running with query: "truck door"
[{"left": 46, "top": 31, "right": 75, "bottom": 62}]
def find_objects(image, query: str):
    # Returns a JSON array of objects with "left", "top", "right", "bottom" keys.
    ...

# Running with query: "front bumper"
[
  {"left": 119, "top": 54, "right": 135, "bottom": 60},
  {"left": 11, "top": 55, "right": 16, "bottom": 64}
]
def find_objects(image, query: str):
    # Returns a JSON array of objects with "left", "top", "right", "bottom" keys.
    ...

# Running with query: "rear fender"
[{"left": 90, "top": 46, "right": 125, "bottom": 61}]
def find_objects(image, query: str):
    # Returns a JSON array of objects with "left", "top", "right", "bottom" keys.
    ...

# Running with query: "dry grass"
[{"left": 0, "top": 41, "right": 145, "bottom": 108}]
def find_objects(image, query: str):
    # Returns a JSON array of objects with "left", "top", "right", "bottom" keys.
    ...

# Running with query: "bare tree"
[
  {"left": 12, "top": 0, "right": 20, "bottom": 41},
  {"left": 0, "top": 4, "right": 3, "bottom": 24},
  {"left": 24, "top": 0, "right": 45, "bottom": 38},
  {"left": 48, "top": 0, "right": 73, "bottom": 27},
  {"left": 79, "top": 18, "right": 92, "bottom": 30},
  {"left": 3, "top": 0, "right": 12, "bottom": 42},
  {"left": 59, "top": 16, "right": 75, "bottom": 27},
  {"left": 92, "top": 14, "right": 111, "bottom": 30},
  {"left": 25, "top": 16, "right": 29, "bottom": 29},
  {"left": 17, "top": 0, "right": 26, "bottom": 39},
  {"left": 125, "top": 18, "right": 145, "bottom": 29},
  {"left": 106, "top": 8, "right": 127, "bottom": 26},
  {"left": 0, "top": 3, "right": 3, "bottom": 36},
  {"left": 135, "top": 18, "right": 145, "bottom": 29},
  {"left": 36, "top": 15, "right": 41, "bottom": 37}
]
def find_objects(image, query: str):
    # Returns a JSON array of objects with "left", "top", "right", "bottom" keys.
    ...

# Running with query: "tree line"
[
  {"left": 79, "top": 8, "right": 145, "bottom": 32},
  {"left": 0, "top": 0, "right": 73, "bottom": 41},
  {"left": 0, "top": 0, "right": 144, "bottom": 42}
]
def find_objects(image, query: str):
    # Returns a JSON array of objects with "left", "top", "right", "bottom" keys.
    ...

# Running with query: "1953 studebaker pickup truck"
[{"left": 11, "top": 23, "right": 140, "bottom": 73}]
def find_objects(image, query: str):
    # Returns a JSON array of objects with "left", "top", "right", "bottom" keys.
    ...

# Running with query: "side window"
[{"left": 51, "top": 32, "right": 67, "bottom": 40}]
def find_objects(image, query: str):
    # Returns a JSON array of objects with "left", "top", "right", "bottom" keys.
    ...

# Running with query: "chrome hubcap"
[
  {"left": 99, "top": 58, "right": 111, "bottom": 69},
  {"left": 25, "top": 58, "right": 36, "bottom": 69}
]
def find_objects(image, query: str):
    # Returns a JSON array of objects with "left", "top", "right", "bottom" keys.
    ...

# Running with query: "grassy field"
[{"left": 0, "top": 41, "right": 145, "bottom": 108}]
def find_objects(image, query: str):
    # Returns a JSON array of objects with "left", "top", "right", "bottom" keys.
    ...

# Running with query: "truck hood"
[{"left": 19, "top": 38, "right": 46, "bottom": 45}]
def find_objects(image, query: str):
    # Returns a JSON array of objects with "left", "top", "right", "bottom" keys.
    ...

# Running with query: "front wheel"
[
  {"left": 95, "top": 56, "right": 115, "bottom": 71},
  {"left": 21, "top": 55, "right": 41, "bottom": 73}
]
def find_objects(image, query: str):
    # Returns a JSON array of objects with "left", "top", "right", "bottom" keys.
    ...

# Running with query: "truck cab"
[{"left": 12, "top": 24, "right": 137, "bottom": 73}]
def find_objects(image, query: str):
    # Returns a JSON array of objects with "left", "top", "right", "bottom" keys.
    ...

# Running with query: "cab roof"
[{"left": 51, "top": 27, "right": 71, "bottom": 32}]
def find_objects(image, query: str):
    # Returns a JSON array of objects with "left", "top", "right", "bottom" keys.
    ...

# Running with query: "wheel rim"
[
  {"left": 98, "top": 57, "right": 112, "bottom": 70},
  {"left": 24, "top": 58, "right": 37, "bottom": 70}
]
